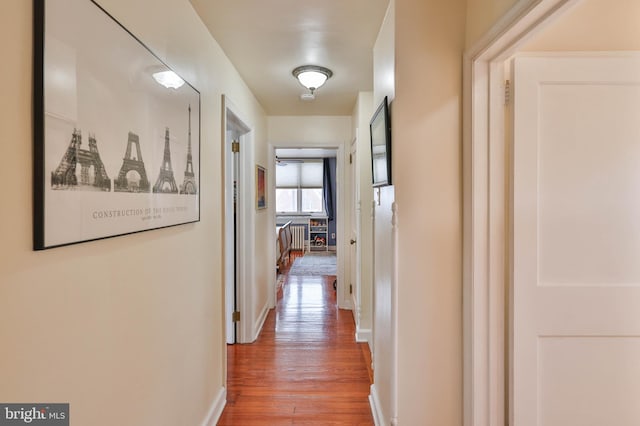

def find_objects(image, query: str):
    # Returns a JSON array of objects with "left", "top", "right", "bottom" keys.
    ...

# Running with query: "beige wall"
[
  {"left": 522, "top": 0, "right": 640, "bottom": 51},
  {"left": 394, "top": 0, "right": 466, "bottom": 424},
  {"left": 463, "top": 0, "right": 637, "bottom": 52},
  {"left": 465, "top": 0, "right": 519, "bottom": 48},
  {"left": 267, "top": 116, "right": 352, "bottom": 145},
  {"left": 0, "top": 1, "right": 266, "bottom": 425}
]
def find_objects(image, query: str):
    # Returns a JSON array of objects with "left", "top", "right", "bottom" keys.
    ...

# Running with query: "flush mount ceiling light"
[
  {"left": 292, "top": 65, "right": 333, "bottom": 94},
  {"left": 152, "top": 70, "right": 185, "bottom": 89}
]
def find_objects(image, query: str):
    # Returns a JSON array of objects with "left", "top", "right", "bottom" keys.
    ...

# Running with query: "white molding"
[
  {"left": 462, "top": 1, "right": 580, "bottom": 426},
  {"left": 351, "top": 291, "right": 359, "bottom": 325},
  {"left": 268, "top": 143, "right": 278, "bottom": 309},
  {"left": 336, "top": 144, "right": 350, "bottom": 310},
  {"left": 466, "top": 0, "right": 580, "bottom": 63},
  {"left": 390, "top": 200, "right": 398, "bottom": 426},
  {"left": 341, "top": 296, "right": 353, "bottom": 310},
  {"left": 251, "top": 300, "right": 270, "bottom": 342},
  {"left": 369, "top": 384, "right": 386, "bottom": 426},
  {"left": 239, "top": 127, "right": 256, "bottom": 344},
  {"left": 200, "top": 387, "right": 226, "bottom": 426},
  {"left": 355, "top": 327, "right": 372, "bottom": 345}
]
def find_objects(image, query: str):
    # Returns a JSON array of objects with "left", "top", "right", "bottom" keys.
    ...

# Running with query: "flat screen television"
[{"left": 370, "top": 96, "right": 391, "bottom": 187}]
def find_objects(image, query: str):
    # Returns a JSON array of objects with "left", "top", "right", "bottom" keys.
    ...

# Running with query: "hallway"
[{"left": 218, "top": 266, "right": 374, "bottom": 425}]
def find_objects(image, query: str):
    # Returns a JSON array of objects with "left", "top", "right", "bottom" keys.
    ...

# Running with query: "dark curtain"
[{"left": 323, "top": 158, "right": 334, "bottom": 221}]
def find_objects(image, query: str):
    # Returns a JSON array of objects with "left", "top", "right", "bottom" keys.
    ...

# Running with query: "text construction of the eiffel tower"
[{"left": 38, "top": 0, "right": 200, "bottom": 249}]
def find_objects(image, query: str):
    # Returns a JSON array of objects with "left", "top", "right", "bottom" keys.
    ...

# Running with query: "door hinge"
[
  {"left": 350, "top": 284, "right": 353, "bottom": 294},
  {"left": 504, "top": 79, "right": 511, "bottom": 106},
  {"left": 349, "top": 153, "right": 353, "bottom": 164},
  {"left": 232, "top": 141, "right": 240, "bottom": 153},
  {"left": 232, "top": 311, "right": 240, "bottom": 322}
]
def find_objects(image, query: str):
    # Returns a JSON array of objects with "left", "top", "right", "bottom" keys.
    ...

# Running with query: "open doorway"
[{"left": 274, "top": 148, "right": 339, "bottom": 301}]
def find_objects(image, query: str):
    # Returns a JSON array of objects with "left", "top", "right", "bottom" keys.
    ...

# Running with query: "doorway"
[
  {"left": 349, "top": 138, "right": 360, "bottom": 328},
  {"left": 464, "top": 0, "right": 640, "bottom": 424},
  {"left": 273, "top": 147, "right": 345, "bottom": 307},
  {"left": 224, "top": 96, "right": 250, "bottom": 344}
]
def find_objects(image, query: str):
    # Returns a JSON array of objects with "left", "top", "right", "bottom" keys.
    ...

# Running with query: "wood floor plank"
[{"left": 218, "top": 262, "right": 373, "bottom": 425}]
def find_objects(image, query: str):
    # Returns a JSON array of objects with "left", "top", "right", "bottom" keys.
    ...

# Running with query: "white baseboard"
[
  {"left": 201, "top": 387, "right": 226, "bottom": 426},
  {"left": 356, "top": 327, "right": 372, "bottom": 345},
  {"left": 251, "top": 301, "right": 270, "bottom": 342},
  {"left": 369, "top": 384, "right": 385, "bottom": 426},
  {"left": 340, "top": 297, "right": 353, "bottom": 310},
  {"left": 350, "top": 293, "right": 358, "bottom": 322}
]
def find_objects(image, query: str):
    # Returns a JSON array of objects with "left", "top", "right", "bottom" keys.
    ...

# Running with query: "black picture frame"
[
  {"left": 370, "top": 96, "right": 392, "bottom": 187},
  {"left": 33, "top": 0, "right": 201, "bottom": 250}
]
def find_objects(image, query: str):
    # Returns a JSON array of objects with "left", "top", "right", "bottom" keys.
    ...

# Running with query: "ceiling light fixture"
[
  {"left": 292, "top": 65, "right": 333, "bottom": 94},
  {"left": 152, "top": 70, "right": 185, "bottom": 89}
]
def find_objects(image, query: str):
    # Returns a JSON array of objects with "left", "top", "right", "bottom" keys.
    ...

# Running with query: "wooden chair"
[{"left": 277, "top": 221, "right": 293, "bottom": 272}]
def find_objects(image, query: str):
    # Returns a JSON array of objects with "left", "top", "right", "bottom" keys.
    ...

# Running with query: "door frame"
[
  {"left": 222, "top": 95, "right": 252, "bottom": 344},
  {"left": 349, "top": 136, "right": 362, "bottom": 333},
  {"left": 270, "top": 142, "right": 350, "bottom": 310},
  {"left": 462, "top": 0, "right": 581, "bottom": 425}
]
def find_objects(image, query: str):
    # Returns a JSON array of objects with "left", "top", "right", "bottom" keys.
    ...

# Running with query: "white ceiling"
[{"left": 189, "top": 0, "right": 390, "bottom": 116}]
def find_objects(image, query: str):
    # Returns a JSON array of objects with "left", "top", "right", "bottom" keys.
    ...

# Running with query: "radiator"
[{"left": 291, "top": 226, "right": 305, "bottom": 251}]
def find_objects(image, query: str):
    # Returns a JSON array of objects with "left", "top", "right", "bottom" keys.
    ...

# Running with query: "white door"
[{"left": 512, "top": 54, "right": 640, "bottom": 426}]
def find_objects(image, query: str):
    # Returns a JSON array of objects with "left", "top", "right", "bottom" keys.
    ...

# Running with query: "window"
[{"left": 276, "top": 160, "right": 324, "bottom": 213}]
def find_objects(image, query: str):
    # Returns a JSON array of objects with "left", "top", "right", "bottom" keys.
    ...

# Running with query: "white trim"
[
  {"left": 351, "top": 291, "right": 358, "bottom": 321},
  {"left": 390, "top": 201, "right": 398, "bottom": 426},
  {"left": 222, "top": 95, "right": 254, "bottom": 345},
  {"left": 239, "top": 128, "right": 256, "bottom": 343},
  {"left": 462, "top": 1, "right": 580, "bottom": 426},
  {"left": 251, "top": 300, "right": 270, "bottom": 342},
  {"left": 369, "top": 384, "right": 385, "bottom": 426},
  {"left": 200, "top": 387, "right": 227, "bottom": 426},
  {"left": 355, "top": 327, "right": 372, "bottom": 345},
  {"left": 352, "top": 291, "right": 367, "bottom": 342},
  {"left": 341, "top": 295, "right": 353, "bottom": 310},
  {"left": 268, "top": 143, "right": 278, "bottom": 309},
  {"left": 336, "top": 144, "right": 350, "bottom": 309}
]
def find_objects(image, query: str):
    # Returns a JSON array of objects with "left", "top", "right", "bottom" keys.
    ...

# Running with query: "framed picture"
[
  {"left": 33, "top": 0, "right": 201, "bottom": 250},
  {"left": 256, "top": 165, "right": 267, "bottom": 210}
]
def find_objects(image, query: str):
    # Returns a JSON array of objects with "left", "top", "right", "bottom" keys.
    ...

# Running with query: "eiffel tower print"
[
  {"left": 51, "top": 129, "right": 111, "bottom": 191},
  {"left": 152, "top": 128, "right": 179, "bottom": 194},
  {"left": 115, "top": 132, "right": 150, "bottom": 193},
  {"left": 180, "top": 105, "right": 198, "bottom": 195}
]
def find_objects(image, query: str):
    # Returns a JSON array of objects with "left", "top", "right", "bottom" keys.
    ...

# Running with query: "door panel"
[
  {"left": 539, "top": 337, "right": 640, "bottom": 426},
  {"left": 512, "top": 54, "right": 640, "bottom": 426}
]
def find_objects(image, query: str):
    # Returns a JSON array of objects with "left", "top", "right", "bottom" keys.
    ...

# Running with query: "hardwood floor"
[{"left": 218, "top": 254, "right": 374, "bottom": 425}]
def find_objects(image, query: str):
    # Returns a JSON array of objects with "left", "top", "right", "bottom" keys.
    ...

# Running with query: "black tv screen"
[{"left": 370, "top": 96, "right": 391, "bottom": 187}]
